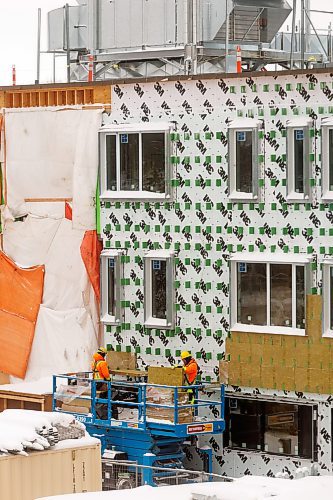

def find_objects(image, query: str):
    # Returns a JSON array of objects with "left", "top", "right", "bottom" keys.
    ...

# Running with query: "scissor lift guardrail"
[{"left": 52, "top": 373, "right": 225, "bottom": 438}]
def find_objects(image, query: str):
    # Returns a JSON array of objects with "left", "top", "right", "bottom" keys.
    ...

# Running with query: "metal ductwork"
[
  {"left": 48, "top": 0, "right": 291, "bottom": 51},
  {"left": 47, "top": 0, "right": 309, "bottom": 80},
  {"left": 216, "top": 0, "right": 292, "bottom": 44}
]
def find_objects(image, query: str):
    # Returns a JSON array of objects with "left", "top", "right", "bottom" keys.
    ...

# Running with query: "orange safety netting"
[
  {"left": 80, "top": 230, "right": 102, "bottom": 303},
  {"left": 0, "top": 252, "right": 45, "bottom": 378}
]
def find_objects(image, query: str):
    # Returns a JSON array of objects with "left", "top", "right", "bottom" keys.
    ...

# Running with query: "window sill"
[
  {"left": 231, "top": 323, "right": 306, "bottom": 336},
  {"left": 286, "top": 192, "right": 310, "bottom": 203},
  {"left": 321, "top": 192, "right": 333, "bottom": 202},
  {"left": 101, "top": 315, "right": 121, "bottom": 326},
  {"left": 229, "top": 193, "right": 258, "bottom": 203},
  {"left": 101, "top": 191, "right": 172, "bottom": 202},
  {"left": 144, "top": 317, "right": 173, "bottom": 330}
]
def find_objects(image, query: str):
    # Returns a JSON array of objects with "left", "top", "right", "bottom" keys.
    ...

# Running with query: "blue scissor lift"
[{"left": 53, "top": 374, "right": 225, "bottom": 486}]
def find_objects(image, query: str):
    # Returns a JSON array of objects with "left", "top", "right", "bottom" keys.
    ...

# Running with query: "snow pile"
[
  {"left": 0, "top": 410, "right": 85, "bottom": 456},
  {"left": 0, "top": 377, "right": 53, "bottom": 395},
  {"left": 37, "top": 475, "right": 333, "bottom": 500}
]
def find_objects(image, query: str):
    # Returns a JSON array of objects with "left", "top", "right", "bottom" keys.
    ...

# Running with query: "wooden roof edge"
[{"left": 0, "top": 66, "right": 332, "bottom": 92}]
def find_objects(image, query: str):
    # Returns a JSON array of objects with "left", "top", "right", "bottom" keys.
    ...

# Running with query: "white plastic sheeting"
[
  {"left": 3, "top": 216, "right": 61, "bottom": 267},
  {"left": 2, "top": 107, "right": 102, "bottom": 381},
  {"left": 4, "top": 107, "right": 101, "bottom": 230},
  {"left": 3, "top": 216, "right": 99, "bottom": 382},
  {"left": 24, "top": 306, "right": 97, "bottom": 380}
]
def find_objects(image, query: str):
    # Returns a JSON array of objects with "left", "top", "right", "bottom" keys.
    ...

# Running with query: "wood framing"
[
  {"left": 0, "top": 83, "right": 111, "bottom": 109},
  {"left": 0, "top": 389, "right": 53, "bottom": 412}
]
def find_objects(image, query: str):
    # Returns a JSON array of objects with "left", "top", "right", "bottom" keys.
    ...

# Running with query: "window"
[
  {"left": 100, "top": 123, "right": 173, "bottom": 200},
  {"left": 224, "top": 397, "right": 315, "bottom": 459},
  {"left": 286, "top": 119, "right": 311, "bottom": 201},
  {"left": 228, "top": 119, "right": 260, "bottom": 201},
  {"left": 100, "top": 250, "right": 123, "bottom": 324},
  {"left": 322, "top": 260, "right": 333, "bottom": 336},
  {"left": 321, "top": 118, "right": 333, "bottom": 200},
  {"left": 230, "top": 254, "right": 309, "bottom": 335},
  {"left": 144, "top": 250, "right": 175, "bottom": 329}
]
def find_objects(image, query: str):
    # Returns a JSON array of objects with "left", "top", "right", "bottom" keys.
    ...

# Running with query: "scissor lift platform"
[{"left": 53, "top": 373, "right": 225, "bottom": 483}]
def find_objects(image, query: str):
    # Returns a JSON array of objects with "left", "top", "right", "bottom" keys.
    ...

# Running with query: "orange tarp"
[
  {"left": 0, "top": 252, "right": 44, "bottom": 378},
  {"left": 80, "top": 230, "right": 102, "bottom": 303}
]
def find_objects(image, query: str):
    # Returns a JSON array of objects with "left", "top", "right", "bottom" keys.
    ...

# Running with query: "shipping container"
[{"left": 0, "top": 442, "right": 101, "bottom": 500}]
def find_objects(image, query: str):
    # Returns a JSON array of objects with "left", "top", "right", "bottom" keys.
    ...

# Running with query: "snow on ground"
[
  {"left": 37, "top": 475, "right": 333, "bottom": 500},
  {"left": 0, "top": 377, "right": 53, "bottom": 394}
]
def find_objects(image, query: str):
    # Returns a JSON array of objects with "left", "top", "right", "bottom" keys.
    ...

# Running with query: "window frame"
[
  {"left": 228, "top": 119, "right": 260, "bottom": 202},
  {"left": 100, "top": 249, "right": 123, "bottom": 325},
  {"left": 230, "top": 253, "right": 310, "bottom": 336},
  {"left": 224, "top": 396, "right": 316, "bottom": 460},
  {"left": 144, "top": 250, "right": 175, "bottom": 329},
  {"left": 321, "top": 118, "right": 333, "bottom": 200},
  {"left": 322, "top": 259, "right": 333, "bottom": 337},
  {"left": 286, "top": 118, "right": 312, "bottom": 202},
  {"left": 99, "top": 123, "right": 173, "bottom": 201}
]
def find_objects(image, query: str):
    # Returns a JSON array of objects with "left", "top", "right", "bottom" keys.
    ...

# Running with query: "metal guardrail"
[
  {"left": 101, "top": 459, "right": 233, "bottom": 490},
  {"left": 52, "top": 373, "right": 225, "bottom": 436}
]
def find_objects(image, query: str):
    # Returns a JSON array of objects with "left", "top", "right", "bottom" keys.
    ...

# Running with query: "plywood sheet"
[
  {"left": 106, "top": 351, "right": 137, "bottom": 371},
  {"left": 62, "top": 403, "right": 90, "bottom": 414},
  {"left": 148, "top": 366, "right": 185, "bottom": 386}
]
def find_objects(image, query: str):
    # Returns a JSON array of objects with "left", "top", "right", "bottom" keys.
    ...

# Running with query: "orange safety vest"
[
  {"left": 91, "top": 353, "right": 110, "bottom": 380},
  {"left": 183, "top": 358, "right": 198, "bottom": 385}
]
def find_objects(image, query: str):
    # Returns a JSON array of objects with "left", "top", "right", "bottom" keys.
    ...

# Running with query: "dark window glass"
[
  {"left": 142, "top": 133, "right": 165, "bottom": 193},
  {"left": 151, "top": 260, "right": 166, "bottom": 319},
  {"left": 229, "top": 399, "right": 263, "bottom": 451},
  {"left": 120, "top": 133, "right": 139, "bottom": 191},
  {"left": 330, "top": 129, "right": 333, "bottom": 191},
  {"left": 237, "top": 262, "right": 266, "bottom": 325},
  {"left": 296, "top": 266, "right": 305, "bottom": 329},
  {"left": 236, "top": 130, "right": 252, "bottom": 193},
  {"left": 270, "top": 264, "right": 292, "bottom": 327},
  {"left": 294, "top": 129, "right": 304, "bottom": 193},
  {"left": 226, "top": 398, "right": 313, "bottom": 459},
  {"left": 106, "top": 135, "right": 117, "bottom": 191},
  {"left": 107, "top": 258, "right": 115, "bottom": 316}
]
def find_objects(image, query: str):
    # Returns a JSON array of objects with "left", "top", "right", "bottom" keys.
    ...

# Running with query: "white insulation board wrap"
[
  {"left": 2, "top": 107, "right": 102, "bottom": 381},
  {"left": 4, "top": 107, "right": 101, "bottom": 230}
]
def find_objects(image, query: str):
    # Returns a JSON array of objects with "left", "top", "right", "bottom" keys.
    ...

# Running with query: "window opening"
[
  {"left": 106, "top": 135, "right": 116, "bottom": 191},
  {"left": 151, "top": 260, "right": 167, "bottom": 320},
  {"left": 225, "top": 398, "right": 314, "bottom": 459},
  {"left": 294, "top": 129, "right": 304, "bottom": 194},
  {"left": 236, "top": 130, "right": 253, "bottom": 193}
]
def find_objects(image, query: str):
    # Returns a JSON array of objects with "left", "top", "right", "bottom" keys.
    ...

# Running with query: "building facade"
[{"left": 98, "top": 68, "right": 333, "bottom": 477}]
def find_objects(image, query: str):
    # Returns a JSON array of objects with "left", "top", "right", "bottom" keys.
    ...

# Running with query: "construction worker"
[
  {"left": 91, "top": 347, "right": 111, "bottom": 419},
  {"left": 92, "top": 347, "right": 111, "bottom": 382},
  {"left": 180, "top": 351, "right": 199, "bottom": 404}
]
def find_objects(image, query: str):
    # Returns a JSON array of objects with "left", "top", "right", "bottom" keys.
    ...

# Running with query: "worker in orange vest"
[
  {"left": 92, "top": 347, "right": 111, "bottom": 382},
  {"left": 180, "top": 351, "right": 199, "bottom": 404},
  {"left": 91, "top": 347, "right": 111, "bottom": 420}
]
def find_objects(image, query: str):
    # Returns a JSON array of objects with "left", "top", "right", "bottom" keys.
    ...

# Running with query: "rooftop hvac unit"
[{"left": 47, "top": 0, "right": 291, "bottom": 53}]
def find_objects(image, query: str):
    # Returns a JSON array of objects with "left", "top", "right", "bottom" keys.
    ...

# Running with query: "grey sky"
[
  {"left": 0, "top": 0, "right": 332, "bottom": 87},
  {"left": 0, "top": 0, "right": 75, "bottom": 86}
]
